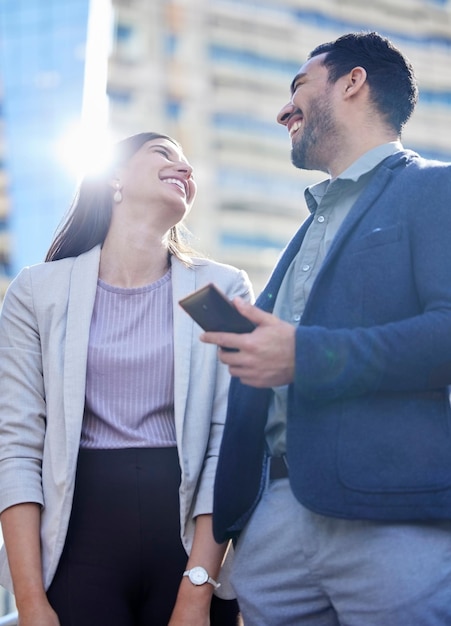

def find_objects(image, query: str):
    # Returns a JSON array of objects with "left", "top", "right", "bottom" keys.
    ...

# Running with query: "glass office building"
[
  {"left": 106, "top": 0, "right": 451, "bottom": 289},
  {"left": 1, "top": 0, "right": 451, "bottom": 298},
  {"left": 1, "top": 0, "right": 451, "bottom": 297},
  {"left": 0, "top": 0, "right": 99, "bottom": 298}
]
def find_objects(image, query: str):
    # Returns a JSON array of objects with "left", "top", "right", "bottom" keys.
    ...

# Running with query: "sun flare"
[
  {"left": 56, "top": 0, "right": 114, "bottom": 182},
  {"left": 55, "top": 124, "right": 114, "bottom": 181}
]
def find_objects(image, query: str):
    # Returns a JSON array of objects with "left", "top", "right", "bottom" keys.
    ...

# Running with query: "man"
[{"left": 201, "top": 32, "right": 451, "bottom": 625}]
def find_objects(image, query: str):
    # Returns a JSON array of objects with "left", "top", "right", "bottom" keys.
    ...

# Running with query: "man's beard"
[{"left": 291, "top": 94, "right": 337, "bottom": 172}]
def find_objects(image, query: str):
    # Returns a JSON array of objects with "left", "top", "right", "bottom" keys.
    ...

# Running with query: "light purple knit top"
[{"left": 80, "top": 269, "right": 177, "bottom": 449}]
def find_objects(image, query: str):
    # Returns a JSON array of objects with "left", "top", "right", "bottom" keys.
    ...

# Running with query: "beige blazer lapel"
[
  {"left": 63, "top": 245, "right": 101, "bottom": 466},
  {"left": 171, "top": 257, "right": 197, "bottom": 446}
]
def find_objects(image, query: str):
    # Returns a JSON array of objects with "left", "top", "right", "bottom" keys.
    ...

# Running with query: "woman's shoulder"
[
  {"left": 188, "top": 255, "right": 242, "bottom": 272},
  {"left": 6, "top": 248, "right": 99, "bottom": 302},
  {"left": 184, "top": 256, "right": 254, "bottom": 301},
  {"left": 187, "top": 256, "right": 249, "bottom": 282},
  {"left": 6, "top": 257, "right": 69, "bottom": 293},
  {"left": 12, "top": 256, "right": 78, "bottom": 291}
]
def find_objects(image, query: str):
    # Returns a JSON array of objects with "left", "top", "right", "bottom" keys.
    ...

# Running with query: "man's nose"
[{"left": 277, "top": 102, "right": 294, "bottom": 126}]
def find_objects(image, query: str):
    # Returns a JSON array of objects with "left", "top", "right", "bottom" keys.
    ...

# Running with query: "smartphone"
[{"left": 179, "top": 283, "right": 255, "bottom": 334}]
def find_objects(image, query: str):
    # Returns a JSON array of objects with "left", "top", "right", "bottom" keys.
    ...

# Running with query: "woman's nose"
[{"left": 177, "top": 162, "right": 193, "bottom": 178}]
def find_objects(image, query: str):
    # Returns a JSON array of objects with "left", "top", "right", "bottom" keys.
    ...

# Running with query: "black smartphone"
[{"left": 179, "top": 283, "right": 255, "bottom": 334}]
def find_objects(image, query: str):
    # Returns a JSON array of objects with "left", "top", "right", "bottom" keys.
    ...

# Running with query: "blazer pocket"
[{"left": 352, "top": 224, "right": 402, "bottom": 252}]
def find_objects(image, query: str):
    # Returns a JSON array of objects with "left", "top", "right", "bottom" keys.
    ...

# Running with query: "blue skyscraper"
[{"left": 0, "top": 0, "right": 91, "bottom": 277}]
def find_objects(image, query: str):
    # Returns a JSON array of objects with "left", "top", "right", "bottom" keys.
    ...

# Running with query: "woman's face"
[{"left": 117, "top": 138, "right": 197, "bottom": 224}]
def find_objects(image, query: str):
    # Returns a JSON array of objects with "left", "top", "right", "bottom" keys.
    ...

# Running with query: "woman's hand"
[{"left": 1, "top": 504, "right": 60, "bottom": 626}]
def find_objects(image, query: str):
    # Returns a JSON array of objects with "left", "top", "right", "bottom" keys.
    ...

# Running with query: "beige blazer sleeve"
[{"left": 0, "top": 246, "right": 100, "bottom": 592}]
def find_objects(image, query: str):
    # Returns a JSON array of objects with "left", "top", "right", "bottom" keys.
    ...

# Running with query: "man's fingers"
[
  {"left": 232, "top": 298, "right": 277, "bottom": 326},
  {"left": 200, "top": 331, "right": 245, "bottom": 352}
]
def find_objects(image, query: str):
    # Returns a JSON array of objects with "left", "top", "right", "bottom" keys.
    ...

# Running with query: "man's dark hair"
[{"left": 309, "top": 31, "right": 418, "bottom": 134}]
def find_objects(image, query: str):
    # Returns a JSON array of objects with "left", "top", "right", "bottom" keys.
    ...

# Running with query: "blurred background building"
[
  {"left": 0, "top": 0, "right": 451, "bottom": 613},
  {"left": 1, "top": 0, "right": 451, "bottom": 303}
]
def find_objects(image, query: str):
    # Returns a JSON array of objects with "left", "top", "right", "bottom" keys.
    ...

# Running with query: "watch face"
[{"left": 189, "top": 566, "right": 208, "bottom": 585}]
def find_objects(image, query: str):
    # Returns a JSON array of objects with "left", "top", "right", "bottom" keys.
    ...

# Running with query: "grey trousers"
[{"left": 231, "top": 475, "right": 451, "bottom": 626}]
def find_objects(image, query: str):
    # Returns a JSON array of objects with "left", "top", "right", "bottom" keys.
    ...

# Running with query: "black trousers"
[{"left": 47, "top": 447, "right": 239, "bottom": 625}]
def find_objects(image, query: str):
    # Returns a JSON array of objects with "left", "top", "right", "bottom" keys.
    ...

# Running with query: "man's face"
[{"left": 277, "top": 53, "right": 340, "bottom": 173}]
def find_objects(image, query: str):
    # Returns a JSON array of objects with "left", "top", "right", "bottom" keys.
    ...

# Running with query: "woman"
[{"left": 0, "top": 132, "right": 252, "bottom": 625}]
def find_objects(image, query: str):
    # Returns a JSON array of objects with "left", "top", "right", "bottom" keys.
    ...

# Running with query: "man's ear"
[{"left": 343, "top": 66, "right": 367, "bottom": 98}]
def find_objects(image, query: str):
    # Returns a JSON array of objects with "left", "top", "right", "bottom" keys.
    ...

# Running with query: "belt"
[{"left": 268, "top": 455, "right": 289, "bottom": 480}]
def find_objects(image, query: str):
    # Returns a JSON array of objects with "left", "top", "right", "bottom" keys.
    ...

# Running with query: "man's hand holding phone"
[
  {"left": 179, "top": 284, "right": 295, "bottom": 388},
  {"left": 200, "top": 296, "right": 295, "bottom": 388}
]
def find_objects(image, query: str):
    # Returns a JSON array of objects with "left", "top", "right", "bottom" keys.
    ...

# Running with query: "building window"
[{"left": 107, "top": 87, "right": 133, "bottom": 105}]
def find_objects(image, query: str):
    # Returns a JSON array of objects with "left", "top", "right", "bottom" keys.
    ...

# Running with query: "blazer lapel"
[
  {"left": 63, "top": 246, "right": 101, "bottom": 464},
  {"left": 171, "top": 257, "right": 197, "bottom": 444},
  {"left": 319, "top": 152, "right": 407, "bottom": 275},
  {"left": 257, "top": 216, "right": 313, "bottom": 311}
]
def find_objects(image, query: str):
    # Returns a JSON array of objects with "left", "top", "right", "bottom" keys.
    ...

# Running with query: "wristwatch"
[{"left": 183, "top": 566, "right": 221, "bottom": 589}]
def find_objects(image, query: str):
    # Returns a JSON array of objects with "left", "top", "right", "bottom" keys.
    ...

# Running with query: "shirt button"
[
  {"left": 317, "top": 215, "right": 325, "bottom": 223},
  {"left": 293, "top": 314, "right": 301, "bottom": 322},
  {"left": 302, "top": 264, "right": 310, "bottom": 271}
]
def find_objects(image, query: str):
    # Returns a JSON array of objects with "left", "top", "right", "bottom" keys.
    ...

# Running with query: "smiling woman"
[{"left": 0, "top": 131, "right": 252, "bottom": 626}]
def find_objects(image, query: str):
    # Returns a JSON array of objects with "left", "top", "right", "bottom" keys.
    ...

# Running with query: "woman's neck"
[{"left": 99, "top": 230, "right": 170, "bottom": 288}]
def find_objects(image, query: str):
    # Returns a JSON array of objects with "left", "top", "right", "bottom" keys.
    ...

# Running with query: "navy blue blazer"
[{"left": 213, "top": 150, "right": 451, "bottom": 543}]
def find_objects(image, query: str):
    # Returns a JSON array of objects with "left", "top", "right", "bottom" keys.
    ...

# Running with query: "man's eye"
[{"left": 156, "top": 149, "right": 170, "bottom": 158}]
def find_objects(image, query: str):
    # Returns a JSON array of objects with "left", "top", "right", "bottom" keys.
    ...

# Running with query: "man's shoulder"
[
  {"left": 394, "top": 149, "right": 451, "bottom": 173},
  {"left": 381, "top": 150, "right": 451, "bottom": 193}
]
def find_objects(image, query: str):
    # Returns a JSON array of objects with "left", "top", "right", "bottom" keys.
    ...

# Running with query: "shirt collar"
[
  {"left": 336, "top": 141, "right": 403, "bottom": 182},
  {"left": 305, "top": 141, "right": 403, "bottom": 213}
]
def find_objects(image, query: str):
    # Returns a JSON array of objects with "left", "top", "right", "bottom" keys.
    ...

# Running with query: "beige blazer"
[{"left": 0, "top": 245, "right": 252, "bottom": 597}]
